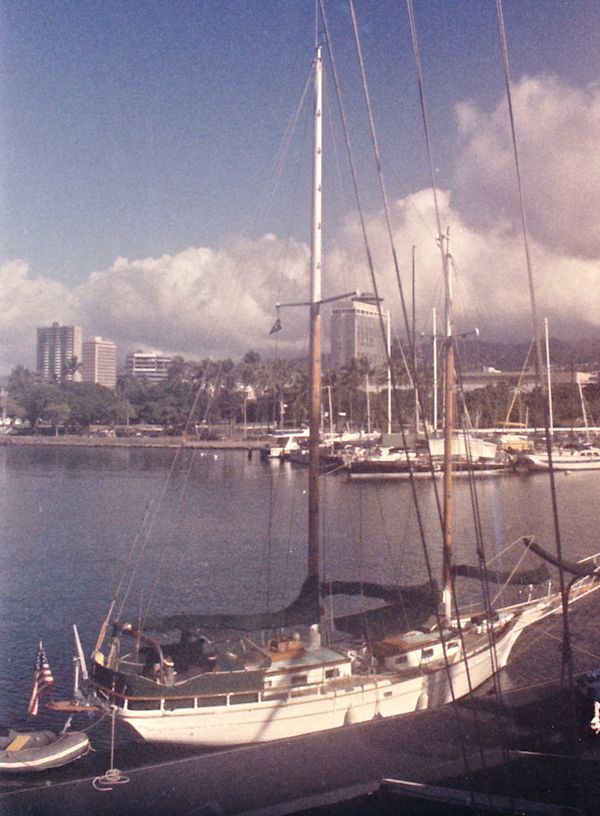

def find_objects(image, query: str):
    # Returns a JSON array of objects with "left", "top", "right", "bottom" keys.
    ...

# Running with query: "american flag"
[{"left": 28, "top": 641, "right": 54, "bottom": 716}]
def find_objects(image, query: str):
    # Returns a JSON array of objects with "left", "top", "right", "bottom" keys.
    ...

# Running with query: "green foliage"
[{"left": 9, "top": 356, "right": 600, "bottom": 435}]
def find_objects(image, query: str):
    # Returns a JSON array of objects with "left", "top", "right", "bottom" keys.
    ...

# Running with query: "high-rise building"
[
  {"left": 82, "top": 337, "right": 117, "bottom": 389},
  {"left": 330, "top": 298, "right": 390, "bottom": 370},
  {"left": 36, "top": 322, "right": 83, "bottom": 383},
  {"left": 126, "top": 351, "right": 172, "bottom": 384}
]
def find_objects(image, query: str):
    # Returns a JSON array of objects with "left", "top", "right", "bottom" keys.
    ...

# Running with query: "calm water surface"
[{"left": 1, "top": 445, "right": 599, "bottom": 734}]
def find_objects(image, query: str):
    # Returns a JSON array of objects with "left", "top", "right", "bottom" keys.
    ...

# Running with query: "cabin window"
[
  {"left": 164, "top": 697, "right": 194, "bottom": 711},
  {"left": 128, "top": 699, "right": 163, "bottom": 711},
  {"left": 325, "top": 668, "right": 340, "bottom": 679},
  {"left": 421, "top": 647, "right": 434, "bottom": 659},
  {"left": 230, "top": 692, "right": 259, "bottom": 705},
  {"left": 262, "top": 691, "right": 288, "bottom": 702},
  {"left": 395, "top": 655, "right": 408, "bottom": 666},
  {"left": 291, "top": 674, "right": 308, "bottom": 686},
  {"left": 384, "top": 691, "right": 393, "bottom": 698},
  {"left": 196, "top": 695, "right": 227, "bottom": 708},
  {"left": 447, "top": 642, "right": 458, "bottom": 651}
]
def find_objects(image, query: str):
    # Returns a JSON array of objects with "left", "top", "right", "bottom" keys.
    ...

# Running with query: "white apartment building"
[
  {"left": 82, "top": 336, "right": 117, "bottom": 389},
  {"left": 36, "top": 322, "right": 83, "bottom": 383},
  {"left": 330, "top": 298, "right": 390, "bottom": 371},
  {"left": 126, "top": 351, "right": 172, "bottom": 383}
]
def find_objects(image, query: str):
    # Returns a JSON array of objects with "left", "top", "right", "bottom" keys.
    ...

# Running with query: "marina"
[
  {"left": 2, "top": 445, "right": 600, "bottom": 812},
  {"left": 3, "top": 1, "right": 600, "bottom": 812}
]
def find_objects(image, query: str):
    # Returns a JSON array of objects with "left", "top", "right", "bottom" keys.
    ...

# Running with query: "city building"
[
  {"left": 330, "top": 297, "right": 390, "bottom": 371},
  {"left": 126, "top": 350, "right": 172, "bottom": 384},
  {"left": 82, "top": 336, "right": 117, "bottom": 389},
  {"left": 36, "top": 322, "right": 82, "bottom": 383}
]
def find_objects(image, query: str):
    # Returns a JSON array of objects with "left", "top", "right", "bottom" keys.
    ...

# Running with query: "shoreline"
[{"left": 0, "top": 434, "right": 267, "bottom": 450}]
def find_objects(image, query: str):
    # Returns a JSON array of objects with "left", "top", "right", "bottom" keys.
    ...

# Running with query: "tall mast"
[
  {"left": 441, "top": 233, "right": 453, "bottom": 620},
  {"left": 308, "top": 45, "right": 323, "bottom": 581}
]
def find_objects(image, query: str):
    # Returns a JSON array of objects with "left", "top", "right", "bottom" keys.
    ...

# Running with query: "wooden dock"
[{"left": 2, "top": 680, "right": 599, "bottom": 815}]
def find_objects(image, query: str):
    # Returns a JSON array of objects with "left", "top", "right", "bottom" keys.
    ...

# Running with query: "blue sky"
[{"left": 2, "top": 1, "right": 600, "bottom": 372}]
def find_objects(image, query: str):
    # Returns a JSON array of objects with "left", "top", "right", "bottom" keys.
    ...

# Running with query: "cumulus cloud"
[
  {"left": 2, "top": 73, "right": 600, "bottom": 376},
  {"left": 454, "top": 74, "right": 600, "bottom": 260},
  {"left": 0, "top": 237, "right": 311, "bottom": 375},
  {"left": 0, "top": 260, "right": 77, "bottom": 373}
]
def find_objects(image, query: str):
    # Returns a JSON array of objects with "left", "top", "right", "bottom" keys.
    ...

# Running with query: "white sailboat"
[
  {"left": 80, "top": 45, "right": 600, "bottom": 748},
  {"left": 513, "top": 446, "right": 600, "bottom": 474}
]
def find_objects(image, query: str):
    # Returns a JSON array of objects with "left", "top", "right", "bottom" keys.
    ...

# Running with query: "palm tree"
[
  {"left": 235, "top": 351, "right": 261, "bottom": 436},
  {"left": 339, "top": 356, "right": 373, "bottom": 431},
  {"left": 62, "top": 355, "right": 82, "bottom": 383}
]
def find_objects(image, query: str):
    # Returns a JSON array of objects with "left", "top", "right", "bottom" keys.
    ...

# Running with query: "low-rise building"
[{"left": 126, "top": 351, "right": 172, "bottom": 384}]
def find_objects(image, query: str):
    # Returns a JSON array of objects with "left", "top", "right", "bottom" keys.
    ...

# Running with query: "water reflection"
[{"left": 1, "top": 446, "right": 599, "bottom": 730}]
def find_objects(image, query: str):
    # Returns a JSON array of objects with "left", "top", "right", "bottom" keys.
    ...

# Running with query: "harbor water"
[{"left": 1, "top": 444, "right": 600, "bottom": 756}]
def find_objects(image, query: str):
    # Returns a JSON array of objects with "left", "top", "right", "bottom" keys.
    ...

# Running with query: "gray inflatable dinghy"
[{"left": 0, "top": 729, "right": 90, "bottom": 773}]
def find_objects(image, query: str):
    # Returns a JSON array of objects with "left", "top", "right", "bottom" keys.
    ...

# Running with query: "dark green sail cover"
[
  {"left": 142, "top": 575, "right": 321, "bottom": 634},
  {"left": 322, "top": 579, "right": 439, "bottom": 640},
  {"left": 451, "top": 562, "right": 550, "bottom": 585},
  {"left": 523, "top": 537, "right": 598, "bottom": 577}
]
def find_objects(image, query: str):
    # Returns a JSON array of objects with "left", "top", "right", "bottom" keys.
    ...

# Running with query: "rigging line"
[
  {"left": 489, "top": 542, "right": 535, "bottom": 608},
  {"left": 325, "top": 0, "right": 476, "bottom": 677},
  {"left": 251, "top": 67, "right": 312, "bottom": 237},
  {"left": 321, "top": 4, "right": 474, "bottom": 781},
  {"left": 495, "top": 0, "right": 574, "bottom": 693},
  {"left": 504, "top": 338, "right": 535, "bottom": 426},
  {"left": 508, "top": 618, "right": 569, "bottom": 664},
  {"left": 275, "top": 85, "right": 312, "bottom": 308},
  {"left": 405, "top": 0, "right": 452, "bottom": 327},
  {"left": 116, "top": 444, "right": 186, "bottom": 620},
  {"left": 485, "top": 535, "right": 533, "bottom": 567},
  {"left": 448, "top": 254, "right": 481, "bottom": 335},
  {"left": 394, "top": 331, "right": 415, "bottom": 389},
  {"left": 119, "top": 368, "right": 210, "bottom": 621},
  {"left": 530, "top": 627, "right": 600, "bottom": 664},
  {"left": 252, "top": 457, "right": 279, "bottom": 611},
  {"left": 451, "top": 327, "right": 519, "bottom": 786},
  {"left": 142, "top": 377, "right": 209, "bottom": 617},
  {"left": 321, "top": 0, "right": 444, "bottom": 547},
  {"left": 143, "top": 444, "right": 198, "bottom": 619},
  {"left": 278, "top": 474, "right": 300, "bottom": 609},
  {"left": 454, "top": 344, "right": 506, "bottom": 682},
  {"left": 349, "top": 1, "right": 444, "bottom": 508},
  {"left": 374, "top": 484, "right": 408, "bottom": 581},
  {"left": 348, "top": 0, "right": 412, "bottom": 354}
]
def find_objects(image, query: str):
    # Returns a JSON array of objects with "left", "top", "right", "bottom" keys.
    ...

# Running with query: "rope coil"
[{"left": 92, "top": 707, "right": 130, "bottom": 792}]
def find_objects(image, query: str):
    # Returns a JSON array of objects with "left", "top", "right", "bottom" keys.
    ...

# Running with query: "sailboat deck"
[{"left": 265, "top": 645, "right": 348, "bottom": 672}]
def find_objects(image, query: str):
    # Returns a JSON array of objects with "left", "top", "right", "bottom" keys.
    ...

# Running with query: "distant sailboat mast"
[
  {"left": 432, "top": 307, "right": 438, "bottom": 432},
  {"left": 544, "top": 317, "right": 554, "bottom": 437}
]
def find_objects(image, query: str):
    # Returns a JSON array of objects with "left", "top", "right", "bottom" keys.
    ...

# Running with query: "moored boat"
[
  {"left": 76, "top": 39, "right": 600, "bottom": 750},
  {"left": 0, "top": 729, "right": 90, "bottom": 774},
  {"left": 513, "top": 446, "right": 600, "bottom": 474}
]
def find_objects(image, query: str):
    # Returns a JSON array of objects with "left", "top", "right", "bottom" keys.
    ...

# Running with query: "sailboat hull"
[
  {"left": 93, "top": 576, "right": 600, "bottom": 749},
  {"left": 113, "top": 674, "right": 424, "bottom": 746},
  {"left": 110, "top": 630, "right": 517, "bottom": 747}
]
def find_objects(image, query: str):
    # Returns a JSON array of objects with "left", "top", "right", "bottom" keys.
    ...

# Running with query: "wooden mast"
[{"left": 308, "top": 45, "right": 323, "bottom": 582}]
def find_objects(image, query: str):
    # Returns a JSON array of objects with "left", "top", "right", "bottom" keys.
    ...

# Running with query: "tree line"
[{"left": 5, "top": 350, "right": 600, "bottom": 436}]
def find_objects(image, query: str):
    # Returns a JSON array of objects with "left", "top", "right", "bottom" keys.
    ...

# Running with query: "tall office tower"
[
  {"left": 82, "top": 336, "right": 117, "bottom": 389},
  {"left": 36, "top": 322, "right": 83, "bottom": 383},
  {"left": 125, "top": 350, "right": 173, "bottom": 384},
  {"left": 330, "top": 298, "right": 390, "bottom": 371}
]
